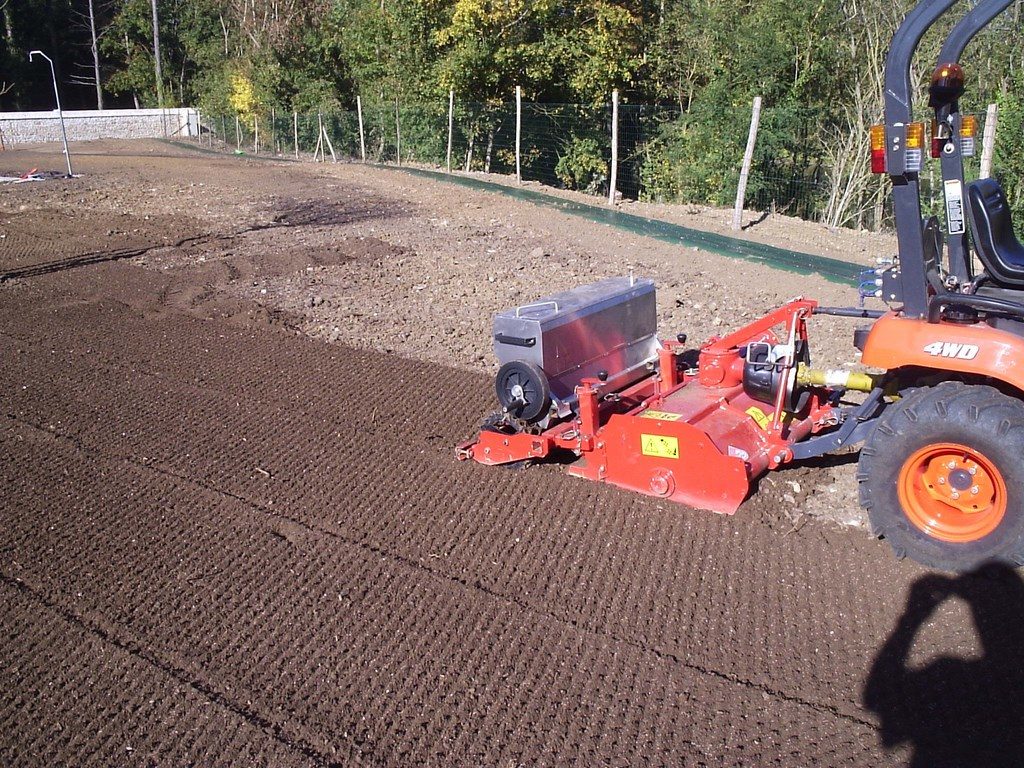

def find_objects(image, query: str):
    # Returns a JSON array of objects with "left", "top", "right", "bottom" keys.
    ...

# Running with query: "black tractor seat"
[{"left": 967, "top": 178, "right": 1024, "bottom": 289}]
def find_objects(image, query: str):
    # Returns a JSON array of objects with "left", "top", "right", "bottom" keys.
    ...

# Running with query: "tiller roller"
[{"left": 457, "top": 278, "right": 879, "bottom": 514}]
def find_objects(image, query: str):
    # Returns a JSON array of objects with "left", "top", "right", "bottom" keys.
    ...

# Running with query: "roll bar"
[
  {"left": 936, "top": 0, "right": 1015, "bottom": 283},
  {"left": 938, "top": 0, "right": 1015, "bottom": 64},
  {"left": 883, "top": 0, "right": 958, "bottom": 318},
  {"left": 883, "top": 0, "right": 958, "bottom": 127},
  {"left": 882, "top": 0, "right": 1014, "bottom": 318}
]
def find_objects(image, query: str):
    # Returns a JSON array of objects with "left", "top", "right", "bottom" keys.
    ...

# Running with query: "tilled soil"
[
  {"left": 3, "top": 141, "right": 1023, "bottom": 767},
  {"left": 1, "top": 140, "right": 881, "bottom": 526}
]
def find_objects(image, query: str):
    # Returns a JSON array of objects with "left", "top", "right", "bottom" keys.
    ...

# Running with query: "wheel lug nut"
[
  {"left": 969, "top": 467, "right": 977, "bottom": 475},
  {"left": 971, "top": 486, "right": 980, "bottom": 495},
  {"left": 937, "top": 477, "right": 945, "bottom": 484},
  {"left": 947, "top": 461, "right": 957, "bottom": 470},
  {"left": 951, "top": 492, "right": 960, "bottom": 499}
]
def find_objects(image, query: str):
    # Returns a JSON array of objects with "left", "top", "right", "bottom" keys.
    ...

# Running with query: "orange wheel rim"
[{"left": 897, "top": 442, "right": 1007, "bottom": 543}]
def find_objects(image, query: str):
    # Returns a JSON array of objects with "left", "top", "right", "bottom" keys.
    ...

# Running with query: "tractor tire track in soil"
[
  {"left": 0, "top": 196, "right": 403, "bottom": 282},
  {"left": 0, "top": 256, "right": 941, "bottom": 767}
]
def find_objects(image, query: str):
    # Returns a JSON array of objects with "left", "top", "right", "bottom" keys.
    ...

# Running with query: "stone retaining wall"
[{"left": 0, "top": 108, "right": 198, "bottom": 145}]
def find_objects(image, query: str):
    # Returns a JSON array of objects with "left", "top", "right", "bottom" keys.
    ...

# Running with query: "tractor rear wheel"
[{"left": 859, "top": 381, "right": 1024, "bottom": 571}]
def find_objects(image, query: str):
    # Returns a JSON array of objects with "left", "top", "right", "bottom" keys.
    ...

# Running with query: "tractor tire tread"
[{"left": 858, "top": 382, "right": 1024, "bottom": 571}]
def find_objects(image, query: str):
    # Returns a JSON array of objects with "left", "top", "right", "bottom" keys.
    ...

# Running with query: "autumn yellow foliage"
[{"left": 228, "top": 72, "right": 257, "bottom": 118}]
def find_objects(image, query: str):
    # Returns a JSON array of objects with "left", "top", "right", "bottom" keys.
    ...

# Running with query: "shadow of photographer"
[{"left": 863, "top": 563, "right": 1024, "bottom": 767}]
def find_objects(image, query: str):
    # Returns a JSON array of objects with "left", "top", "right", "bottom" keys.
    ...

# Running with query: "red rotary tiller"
[
  {"left": 460, "top": 0, "right": 1024, "bottom": 572},
  {"left": 458, "top": 290, "right": 877, "bottom": 515}
]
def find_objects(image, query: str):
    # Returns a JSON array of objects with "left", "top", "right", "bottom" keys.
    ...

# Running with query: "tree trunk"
[
  {"left": 219, "top": 14, "right": 228, "bottom": 55},
  {"left": 151, "top": 0, "right": 164, "bottom": 107},
  {"left": 87, "top": 0, "right": 103, "bottom": 109}
]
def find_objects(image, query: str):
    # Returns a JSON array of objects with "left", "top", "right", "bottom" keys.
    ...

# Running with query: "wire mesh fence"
[{"left": 196, "top": 102, "right": 995, "bottom": 233}]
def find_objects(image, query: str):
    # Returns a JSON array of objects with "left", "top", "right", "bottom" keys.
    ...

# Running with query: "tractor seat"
[{"left": 967, "top": 178, "right": 1024, "bottom": 289}]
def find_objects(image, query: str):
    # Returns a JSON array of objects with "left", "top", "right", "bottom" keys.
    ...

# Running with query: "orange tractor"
[{"left": 459, "top": 0, "right": 1024, "bottom": 571}]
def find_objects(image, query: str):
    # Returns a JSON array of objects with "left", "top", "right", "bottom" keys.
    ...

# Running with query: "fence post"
[
  {"left": 357, "top": 96, "right": 366, "bottom": 162},
  {"left": 608, "top": 89, "right": 619, "bottom": 206},
  {"left": 254, "top": 115, "right": 259, "bottom": 154},
  {"left": 395, "top": 98, "right": 401, "bottom": 166},
  {"left": 271, "top": 107, "right": 276, "bottom": 154},
  {"left": 515, "top": 85, "right": 522, "bottom": 184},
  {"left": 234, "top": 115, "right": 240, "bottom": 148},
  {"left": 447, "top": 88, "right": 454, "bottom": 173},
  {"left": 315, "top": 112, "right": 324, "bottom": 162},
  {"left": 732, "top": 95, "right": 762, "bottom": 230},
  {"left": 322, "top": 116, "right": 337, "bottom": 163},
  {"left": 293, "top": 111, "right": 299, "bottom": 159},
  {"left": 980, "top": 103, "right": 998, "bottom": 180}
]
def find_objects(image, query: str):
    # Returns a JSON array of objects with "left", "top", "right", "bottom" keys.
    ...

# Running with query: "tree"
[{"left": 68, "top": 0, "right": 112, "bottom": 109}]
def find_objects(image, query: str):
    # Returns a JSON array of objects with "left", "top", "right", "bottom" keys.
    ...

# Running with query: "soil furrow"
[
  {"left": 0, "top": 576, "right": 360, "bottom": 768},
  {"left": 3, "top": 408, "right": 875, "bottom": 732}
]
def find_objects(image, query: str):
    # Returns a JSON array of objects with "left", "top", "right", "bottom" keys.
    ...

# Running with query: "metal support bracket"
[{"left": 790, "top": 388, "right": 886, "bottom": 461}]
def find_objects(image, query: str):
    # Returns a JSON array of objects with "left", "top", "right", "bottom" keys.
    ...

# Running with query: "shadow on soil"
[{"left": 864, "top": 563, "right": 1024, "bottom": 767}]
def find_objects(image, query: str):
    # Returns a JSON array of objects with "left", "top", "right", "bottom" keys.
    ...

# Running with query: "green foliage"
[
  {"left": 995, "top": 80, "right": 1024, "bottom": 237},
  {"left": 555, "top": 136, "right": 607, "bottom": 192},
  {"left": 3, "top": 0, "right": 1022, "bottom": 233}
]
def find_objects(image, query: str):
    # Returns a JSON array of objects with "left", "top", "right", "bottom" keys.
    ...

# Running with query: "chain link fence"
[{"left": 198, "top": 101, "right": 993, "bottom": 232}]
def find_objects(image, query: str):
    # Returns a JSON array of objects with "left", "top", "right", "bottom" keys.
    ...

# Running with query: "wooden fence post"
[
  {"left": 732, "top": 95, "right": 762, "bottom": 231},
  {"left": 234, "top": 115, "right": 240, "bottom": 148},
  {"left": 608, "top": 89, "right": 619, "bottom": 206},
  {"left": 515, "top": 85, "right": 522, "bottom": 184},
  {"left": 322, "top": 117, "right": 337, "bottom": 163},
  {"left": 980, "top": 103, "right": 999, "bottom": 180},
  {"left": 447, "top": 88, "right": 454, "bottom": 173},
  {"left": 293, "top": 111, "right": 299, "bottom": 159},
  {"left": 357, "top": 96, "right": 366, "bottom": 162},
  {"left": 395, "top": 98, "right": 401, "bottom": 166},
  {"left": 253, "top": 115, "right": 259, "bottom": 154},
  {"left": 314, "top": 112, "right": 324, "bottom": 162}
]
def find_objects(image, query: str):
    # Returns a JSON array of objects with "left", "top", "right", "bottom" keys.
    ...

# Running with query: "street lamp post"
[{"left": 28, "top": 50, "right": 74, "bottom": 177}]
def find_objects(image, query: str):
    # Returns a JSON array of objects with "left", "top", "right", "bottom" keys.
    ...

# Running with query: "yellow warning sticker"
[
  {"left": 640, "top": 410, "right": 682, "bottom": 422},
  {"left": 745, "top": 406, "right": 771, "bottom": 431},
  {"left": 641, "top": 434, "right": 680, "bottom": 459}
]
